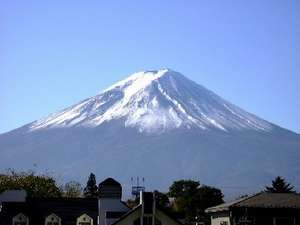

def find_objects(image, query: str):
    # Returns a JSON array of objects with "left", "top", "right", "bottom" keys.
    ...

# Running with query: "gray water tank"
[{"left": 98, "top": 178, "right": 122, "bottom": 199}]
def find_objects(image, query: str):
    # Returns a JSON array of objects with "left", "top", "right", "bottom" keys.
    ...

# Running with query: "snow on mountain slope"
[{"left": 29, "top": 69, "right": 273, "bottom": 133}]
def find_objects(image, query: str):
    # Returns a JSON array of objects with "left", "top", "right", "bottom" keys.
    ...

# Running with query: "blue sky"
[{"left": 1, "top": 0, "right": 300, "bottom": 134}]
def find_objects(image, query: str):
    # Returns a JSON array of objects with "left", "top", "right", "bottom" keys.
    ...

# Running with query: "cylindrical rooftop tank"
[{"left": 98, "top": 178, "right": 122, "bottom": 199}]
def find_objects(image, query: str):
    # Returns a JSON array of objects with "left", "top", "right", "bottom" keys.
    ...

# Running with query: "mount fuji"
[{"left": 1, "top": 69, "right": 300, "bottom": 197}]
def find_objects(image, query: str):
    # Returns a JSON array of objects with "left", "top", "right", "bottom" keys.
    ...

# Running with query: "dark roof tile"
[
  {"left": 206, "top": 192, "right": 300, "bottom": 213},
  {"left": 99, "top": 178, "right": 121, "bottom": 187}
]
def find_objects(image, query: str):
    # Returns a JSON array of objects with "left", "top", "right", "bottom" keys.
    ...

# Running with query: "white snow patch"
[{"left": 29, "top": 69, "right": 274, "bottom": 134}]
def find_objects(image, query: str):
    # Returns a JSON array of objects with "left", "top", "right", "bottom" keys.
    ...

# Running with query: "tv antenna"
[{"left": 131, "top": 176, "right": 145, "bottom": 199}]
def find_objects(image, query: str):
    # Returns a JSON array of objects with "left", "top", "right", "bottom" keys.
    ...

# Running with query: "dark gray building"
[
  {"left": 0, "top": 178, "right": 181, "bottom": 225},
  {"left": 205, "top": 192, "right": 300, "bottom": 225}
]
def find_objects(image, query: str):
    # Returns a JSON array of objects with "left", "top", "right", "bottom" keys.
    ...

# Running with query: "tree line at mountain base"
[{"left": 0, "top": 169, "right": 297, "bottom": 225}]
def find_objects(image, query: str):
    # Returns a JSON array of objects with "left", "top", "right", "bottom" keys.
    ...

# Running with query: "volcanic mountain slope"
[
  {"left": 0, "top": 69, "right": 299, "bottom": 197},
  {"left": 28, "top": 69, "right": 272, "bottom": 133}
]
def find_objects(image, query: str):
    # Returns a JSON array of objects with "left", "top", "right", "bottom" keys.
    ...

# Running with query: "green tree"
[
  {"left": 0, "top": 171, "right": 61, "bottom": 198},
  {"left": 196, "top": 185, "right": 224, "bottom": 224},
  {"left": 63, "top": 181, "right": 82, "bottom": 197},
  {"left": 168, "top": 179, "right": 224, "bottom": 225},
  {"left": 265, "top": 176, "right": 295, "bottom": 193},
  {"left": 169, "top": 180, "right": 200, "bottom": 198},
  {"left": 83, "top": 173, "right": 98, "bottom": 198},
  {"left": 126, "top": 198, "right": 139, "bottom": 208},
  {"left": 198, "top": 185, "right": 224, "bottom": 211},
  {"left": 168, "top": 180, "right": 201, "bottom": 224},
  {"left": 154, "top": 190, "right": 170, "bottom": 209}
]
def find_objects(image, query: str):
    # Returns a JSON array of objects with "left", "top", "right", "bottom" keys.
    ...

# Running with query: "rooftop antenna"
[{"left": 131, "top": 176, "right": 145, "bottom": 199}]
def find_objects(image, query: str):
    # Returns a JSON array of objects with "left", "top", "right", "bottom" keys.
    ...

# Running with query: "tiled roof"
[
  {"left": 206, "top": 192, "right": 300, "bottom": 213},
  {"left": 205, "top": 196, "right": 249, "bottom": 213},
  {"left": 235, "top": 192, "right": 300, "bottom": 209},
  {"left": 0, "top": 198, "right": 98, "bottom": 225},
  {"left": 0, "top": 190, "right": 26, "bottom": 203}
]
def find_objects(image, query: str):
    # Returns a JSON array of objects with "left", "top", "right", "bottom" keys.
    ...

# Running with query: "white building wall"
[
  {"left": 211, "top": 216, "right": 231, "bottom": 225},
  {"left": 99, "top": 198, "right": 129, "bottom": 225}
]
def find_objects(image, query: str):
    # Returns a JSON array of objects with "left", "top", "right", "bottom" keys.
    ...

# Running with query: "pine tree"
[
  {"left": 265, "top": 176, "right": 295, "bottom": 193},
  {"left": 83, "top": 173, "right": 98, "bottom": 198}
]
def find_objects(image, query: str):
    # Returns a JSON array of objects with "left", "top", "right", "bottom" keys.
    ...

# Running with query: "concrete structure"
[{"left": 98, "top": 178, "right": 130, "bottom": 225}]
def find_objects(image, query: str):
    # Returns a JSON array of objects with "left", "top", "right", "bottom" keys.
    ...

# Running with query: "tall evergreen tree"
[
  {"left": 83, "top": 173, "right": 98, "bottom": 197},
  {"left": 265, "top": 176, "right": 295, "bottom": 193}
]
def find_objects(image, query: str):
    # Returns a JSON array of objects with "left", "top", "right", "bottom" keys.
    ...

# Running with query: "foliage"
[
  {"left": 0, "top": 170, "right": 61, "bottom": 198},
  {"left": 63, "top": 181, "right": 82, "bottom": 197},
  {"left": 169, "top": 180, "right": 200, "bottom": 198},
  {"left": 83, "top": 173, "right": 98, "bottom": 198},
  {"left": 154, "top": 190, "right": 170, "bottom": 209},
  {"left": 197, "top": 185, "right": 224, "bottom": 211},
  {"left": 196, "top": 185, "right": 224, "bottom": 224},
  {"left": 168, "top": 179, "right": 224, "bottom": 225},
  {"left": 168, "top": 180, "right": 201, "bottom": 222},
  {"left": 126, "top": 198, "right": 139, "bottom": 208},
  {"left": 265, "top": 176, "right": 295, "bottom": 193}
]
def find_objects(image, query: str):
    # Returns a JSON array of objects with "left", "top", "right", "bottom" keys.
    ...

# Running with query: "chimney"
[{"left": 140, "top": 192, "right": 156, "bottom": 225}]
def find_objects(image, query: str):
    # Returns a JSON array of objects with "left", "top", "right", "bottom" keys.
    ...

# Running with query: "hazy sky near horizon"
[{"left": 1, "top": 1, "right": 300, "bottom": 134}]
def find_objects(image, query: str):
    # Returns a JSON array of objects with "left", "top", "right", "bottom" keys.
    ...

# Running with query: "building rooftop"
[
  {"left": 99, "top": 178, "right": 121, "bottom": 187},
  {"left": 206, "top": 192, "right": 300, "bottom": 213},
  {"left": 98, "top": 178, "right": 122, "bottom": 199},
  {"left": 0, "top": 190, "right": 26, "bottom": 203},
  {"left": 0, "top": 197, "right": 98, "bottom": 225}
]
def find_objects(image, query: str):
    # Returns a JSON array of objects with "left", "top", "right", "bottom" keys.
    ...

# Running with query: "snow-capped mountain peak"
[
  {"left": 102, "top": 68, "right": 169, "bottom": 93},
  {"left": 29, "top": 69, "right": 273, "bottom": 133}
]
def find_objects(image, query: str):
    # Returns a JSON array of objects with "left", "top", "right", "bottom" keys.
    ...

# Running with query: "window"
[
  {"left": 13, "top": 213, "right": 29, "bottom": 225},
  {"left": 76, "top": 214, "right": 93, "bottom": 225},
  {"left": 220, "top": 222, "right": 228, "bottom": 225},
  {"left": 45, "top": 213, "right": 61, "bottom": 225}
]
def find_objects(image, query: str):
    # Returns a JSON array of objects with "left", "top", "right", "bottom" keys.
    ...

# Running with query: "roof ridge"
[
  {"left": 231, "top": 192, "right": 263, "bottom": 207},
  {"left": 110, "top": 205, "right": 141, "bottom": 225}
]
